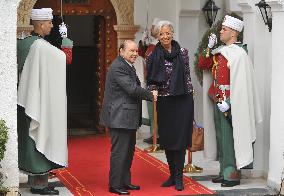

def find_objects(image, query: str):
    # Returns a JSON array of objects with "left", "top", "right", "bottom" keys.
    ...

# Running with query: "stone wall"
[{"left": 0, "top": 0, "right": 20, "bottom": 193}]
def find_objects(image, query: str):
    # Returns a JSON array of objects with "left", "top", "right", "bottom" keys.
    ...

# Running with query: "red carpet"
[{"left": 55, "top": 136, "right": 215, "bottom": 195}]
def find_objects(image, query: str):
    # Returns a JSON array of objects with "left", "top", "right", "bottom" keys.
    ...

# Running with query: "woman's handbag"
[{"left": 191, "top": 121, "right": 204, "bottom": 152}]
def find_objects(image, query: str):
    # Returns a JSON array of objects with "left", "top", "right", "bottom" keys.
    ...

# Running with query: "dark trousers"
[{"left": 109, "top": 128, "right": 136, "bottom": 188}]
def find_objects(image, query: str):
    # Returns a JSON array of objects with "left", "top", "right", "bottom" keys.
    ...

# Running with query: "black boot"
[
  {"left": 161, "top": 150, "right": 175, "bottom": 187},
  {"left": 212, "top": 175, "right": 223, "bottom": 183},
  {"left": 30, "top": 187, "right": 59, "bottom": 195},
  {"left": 174, "top": 150, "right": 185, "bottom": 191}
]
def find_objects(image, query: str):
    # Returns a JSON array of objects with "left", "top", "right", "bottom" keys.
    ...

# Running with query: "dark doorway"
[{"left": 65, "top": 15, "right": 102, "bottom": 134}]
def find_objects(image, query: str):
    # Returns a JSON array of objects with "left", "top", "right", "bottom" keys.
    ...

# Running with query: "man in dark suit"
[{"left": 100, "top": 40, "right": 157, "bottom": 195}]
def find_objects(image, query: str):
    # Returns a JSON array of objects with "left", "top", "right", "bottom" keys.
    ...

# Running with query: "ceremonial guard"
[
  {"left": 198, "top": 15, "right": 262, "bottom": 187},
  {"left": 17, "top": 8, "right": 72, "bottom": 195}
]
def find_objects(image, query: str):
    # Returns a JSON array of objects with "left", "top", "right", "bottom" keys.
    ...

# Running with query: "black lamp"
[
  {"left": 202, "top": 0, "right": 220, "bottom": 27},
  {"left": 255, "top": 0, "right": 272, "bottom": 32}
]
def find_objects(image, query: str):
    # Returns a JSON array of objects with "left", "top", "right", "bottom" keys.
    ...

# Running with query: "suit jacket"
[{"left": 100, "top": 56, "right": 153, "bottom": 130}]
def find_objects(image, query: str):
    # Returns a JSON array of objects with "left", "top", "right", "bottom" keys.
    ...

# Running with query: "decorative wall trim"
[
  {"left": 17, "top": 0, "right": 139, "bottom": 40},
  {"left": 17, "top": 0, "right": 37, "bottom": 35},
  {"left": 113, "top": 25, "right": 139, "bottom": 47},
  {"left": 179, "top": 10, "right": 201, "bottom": 17},
  {"left": 238, "top": 2, "right": 254, "bottom": 13},
  {"left": 110, "top": 0, "right": 134, "bottom": 25}
]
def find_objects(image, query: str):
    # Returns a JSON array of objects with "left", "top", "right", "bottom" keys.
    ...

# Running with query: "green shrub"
[
  {"left": 0, "top": 119, "right": 8, "bottom": 162},
  {"left": 0, "top": 119, "right": 8, "bottom": 195}
]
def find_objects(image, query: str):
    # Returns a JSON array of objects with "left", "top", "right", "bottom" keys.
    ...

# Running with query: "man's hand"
[
  {"left": 59, "top": 22, "right": 68, "bottom": 38},
  {"left": 208, "top": 33, "right": 217, "bottom": 49},
  {"left": 217, "top": 101, "right": 230, "bottom": 112},
  {"left": 151, "top": 90, "right": 158, "bottom": 102}
]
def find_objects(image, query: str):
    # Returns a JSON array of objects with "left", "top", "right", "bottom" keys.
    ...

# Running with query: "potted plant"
[{"left": 0, "top": 119, "right": 9, "bottom": 196}]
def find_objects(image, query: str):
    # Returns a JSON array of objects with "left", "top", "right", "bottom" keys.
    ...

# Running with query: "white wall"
[
  {"left": 179, "top": 12, "right": 204, "bottom": 124},
  {"left": 253, "top": 8, "right": 272, "bottom": 179},
  {"left": 228, "top": 0, "right": 242, "bottom": 13},
  {"left": 134, "top": 0, "right": 179, "bottom": 43},
  {"left": 267, "top": 0, "right": 284, "bottom": 190},
  {"left": 0, "top": 0, "right": 20, "bottom": 188}
]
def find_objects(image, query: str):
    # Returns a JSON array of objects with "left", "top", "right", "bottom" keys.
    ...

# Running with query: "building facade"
[{"left": 0, "top": 0, "right": 283, "bottom": 194}]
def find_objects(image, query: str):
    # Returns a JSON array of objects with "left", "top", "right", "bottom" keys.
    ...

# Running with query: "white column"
[
  {"left": 266, "top": 0, "right": 284, "bottom": 191},
  {"left": 179, "top": 10, "right": 204, "bottom": 125},
  {"left": 238, "top": 0, "right": 270, "bottom": 177},
  {"left": 0, "top": 0, "right": 20, "bottom": 194},
  {"left": 238, "top": 1, "right": 255, "bottom": 57}
]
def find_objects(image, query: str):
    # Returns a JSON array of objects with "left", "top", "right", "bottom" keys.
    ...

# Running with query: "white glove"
[
  {"left": 141, "top": 30, "right": 149, "bottom": 43},
  {"left": 208, "top": 33, "right": 217, "bottom": 49},
  {"left": 59, "top": 22, "right": 68, "bottom": 38},
  {"left": 217, "top": 101, "right": 230, "bottom": 113}
]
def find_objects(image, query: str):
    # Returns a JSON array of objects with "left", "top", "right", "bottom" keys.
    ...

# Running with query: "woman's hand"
[{"left": 152, "top": 90, "right": 158, "bottom": 101}]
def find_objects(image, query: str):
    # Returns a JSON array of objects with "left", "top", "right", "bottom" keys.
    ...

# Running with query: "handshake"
[{"left": 151, "top": 90, "right": 158, "bottom": 102}]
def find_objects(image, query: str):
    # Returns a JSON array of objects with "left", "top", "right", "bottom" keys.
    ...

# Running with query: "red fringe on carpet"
[{"left": 55, "top": 136, "right": 215, "bottom": 195}]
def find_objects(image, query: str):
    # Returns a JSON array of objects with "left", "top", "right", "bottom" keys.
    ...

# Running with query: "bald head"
[{"left": 119, "top": 40, "right": 138, "bottom": 64}]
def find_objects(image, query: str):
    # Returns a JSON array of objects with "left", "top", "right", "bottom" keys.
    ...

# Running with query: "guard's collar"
[{"left": 31, "top": 31, "right": 44, "bottom": 38}]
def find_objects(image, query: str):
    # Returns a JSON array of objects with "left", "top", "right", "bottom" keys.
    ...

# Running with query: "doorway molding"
[{"left": 17, "top": 0, "right": 139, "bottom": 44}]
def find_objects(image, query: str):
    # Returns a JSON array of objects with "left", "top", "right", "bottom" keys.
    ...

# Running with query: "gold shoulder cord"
[{"left": 212, "top": 55, "right": 218, "bottom": 87}]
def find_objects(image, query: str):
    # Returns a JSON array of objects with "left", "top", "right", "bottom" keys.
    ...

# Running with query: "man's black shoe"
[
  {"left": 109, "top": 187, "right": 130, "bottom": 195},
  {"left": 211, "top": 175, "right": 223, "bottom": 183},
  {"left": 30, "top": 187, "right": 59, "bottom": 195},
  {"left": 124, "top": 184, "right": 140, "bottom": 190},
  {"left": 221, "top": 180, "right": 240, "bottom": 187}
]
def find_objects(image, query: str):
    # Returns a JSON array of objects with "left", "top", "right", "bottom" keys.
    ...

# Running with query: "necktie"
[
  {"left": 131, "top": 65, "right": 136, "bottom": 73},
  {"left": 131, "top": 65, "right": 140, "bottom": 85}
]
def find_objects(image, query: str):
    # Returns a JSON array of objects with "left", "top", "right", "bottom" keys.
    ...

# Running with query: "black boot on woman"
[
  {"left": 174, "top": 150, "right": 186, "bottom": 191},
  {"left": 161, "top": 150, "right": 176, "bottom": 187},
  {"left": 174, "top": 167, "right": 184, "bottom": 191}
]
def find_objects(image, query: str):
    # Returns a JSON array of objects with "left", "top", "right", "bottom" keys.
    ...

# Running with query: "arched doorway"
[
  {"left": 32, "top": 0, "right": 117, "bottom": 133},
  {"left": 17, "top": 0, "right": 140, "bottom": 133}
]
